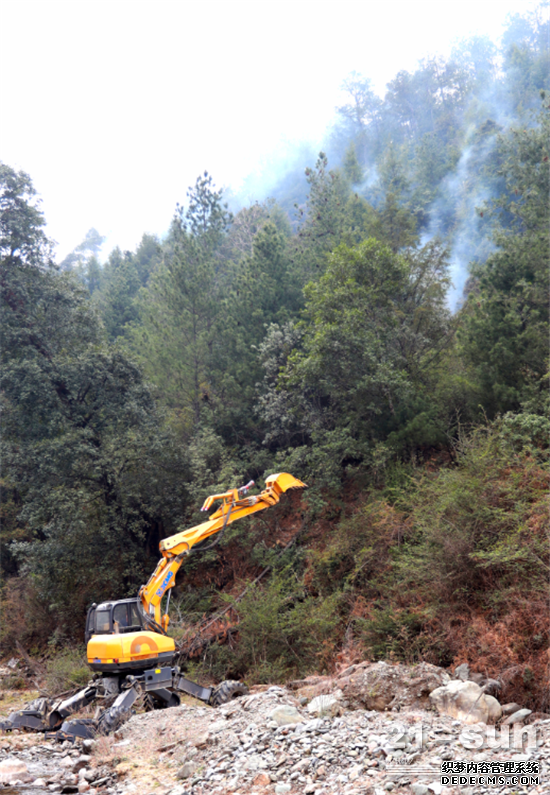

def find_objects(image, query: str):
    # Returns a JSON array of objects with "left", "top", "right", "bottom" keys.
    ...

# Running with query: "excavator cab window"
[
  {"left": 95, "top": 606, "right": 112, "bottom": 634},
  {"left": 85, "top": 599, "right": 145, "bottom": 641},
  {"left": 128, "top": 602, "right": 142, "bottom": 629},
  {"left": 112, "top": 601, "right": 144, "bottom": 633},
  {"left": 113, "top": 603, "right": 129, "bottom": 630},
  {"left": 84, "top": 603, "right": 111, "bottom": 643}
]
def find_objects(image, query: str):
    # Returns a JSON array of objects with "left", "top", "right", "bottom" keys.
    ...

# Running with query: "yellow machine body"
[{"left": 87, "top": 630, "right": 175, "bottom": 672}]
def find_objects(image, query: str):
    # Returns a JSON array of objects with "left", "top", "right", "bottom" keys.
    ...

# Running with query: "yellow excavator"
[{"left": 1, "top": 473, "right": 306, "bottom": 739}]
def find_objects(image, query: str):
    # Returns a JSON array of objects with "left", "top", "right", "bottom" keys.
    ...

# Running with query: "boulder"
[
  {"left": 502, "top": 708, "right": 532, "bottom": 725},
  {"left": 338, "top": 661, "right": 450, "bottom": 711},
  {"left": 454, "top": 664, "right": 470, "bottom": 681},
  {"left": 176, "top": 761, "right": 197, "bottom": 780},
  {"left": 307, "top": 692, "right": 343, "bottom": 718},
  {"left": 484, "top": 695, "right": 502, "bottom": 724},
  {"left": 429, "top": 680, "right": 501, "bottom": 724},
  {"left": 191, "top": 731, "right": 210, "bottom": 747},
  {"left": 526, "top": 712, "right": 550, "bottom": 723},
  {"left": 0, "top": 758, "right": 33, "bottom": 784},
  {"left": 501, "top": 702, "right": 523, "bottom": 716},
  {"left": 269, "top": 705, "right": 304, "bottom": 726},
  {"left": 73, "top": 755, "right": 91, "bottom": 773}
]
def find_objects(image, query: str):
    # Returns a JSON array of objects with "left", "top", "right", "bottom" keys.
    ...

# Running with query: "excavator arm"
[{"left": 138, "top": 473, "right": 306, "bottom": 628}]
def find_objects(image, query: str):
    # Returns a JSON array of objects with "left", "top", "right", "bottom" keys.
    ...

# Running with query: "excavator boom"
[{"left": 138, "top": 473, "right": 306, "bottom": 622}]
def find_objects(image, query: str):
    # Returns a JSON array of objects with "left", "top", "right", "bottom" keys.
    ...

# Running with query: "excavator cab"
[
  {"left": 85, "top": 599, "right": 145, "bottom": 644},
  {"left": 85, "top": 598, "right": 176, "bottom": 673}
]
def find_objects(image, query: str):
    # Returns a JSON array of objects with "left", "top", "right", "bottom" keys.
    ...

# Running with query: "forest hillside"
[{"left": 1, "top": 5, "right": 548, "bottom": 711}]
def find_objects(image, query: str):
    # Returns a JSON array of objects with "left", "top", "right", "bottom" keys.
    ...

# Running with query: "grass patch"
[{"left": 45, "top": 647, "right": 90, "bottom": 693}]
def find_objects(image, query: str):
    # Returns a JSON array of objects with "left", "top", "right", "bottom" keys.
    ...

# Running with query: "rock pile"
[
  {"left": 0, "top": 661, "right": 547, "bottom": 795},
  {"left": 0, "top": 737, "right": 115, "bottom": 791}
]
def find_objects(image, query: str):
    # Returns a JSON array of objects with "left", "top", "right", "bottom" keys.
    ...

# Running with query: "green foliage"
[
  {"left": 356, "top": 605, "right": 452, "bottom": 665},
  {"left": 127, "top": 173, "right": 231, "bottom": 430},
  {"left": 460, "top": 101, "right": 549, "bottom": 416},
  {"left": 198, "top": 571, "right": 341, "bottom": 683},
  {"left": 293, "top": 152, "right": 351, "bottom": 278},
  {"left": 0, "top": 162, "right": 53, "bottom": 268},
  {"left": 0, "top": 163, "right": 192, "bottom": 634},
  {"left": 342, "top": 143, "right": 363, "bottom": 185},
  {"left": 388, "top": 414, "right": 549, "bottom": 607},
  {"left": 376, "top": 145, "right": 418, "bottom": 251},
  {"left": 60, "top": 228, "right": 105, "bottom": 293},
  {"left": 44, "top": 647, "right": 90, "bottom": 694},
  {"left": 261, "top": 238, "right": 454, "bottom": 491},
  {"left": 1, "top": 8, "right": 549, "bottom": 697}
]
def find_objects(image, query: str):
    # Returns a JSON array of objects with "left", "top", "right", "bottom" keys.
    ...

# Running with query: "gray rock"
[
  {"left": 176, "top": 761, "right": 198, "bottom": 779},
  {"left": 501, "top": 702, "right": 523, "bottom": 716},
  {"left": 503, "top": 708, "right": 532, "bottom": 725},
  {"left": 349, "top": 763, "right": 364, "bottom": 780},
  {"left": 269, "top": 706, "right": 304, "bottom": 726},
  {"left": 412, "top": 785, "right": 429, "bottom": 795},
  {"left": 429, "top": 680, "right": 501, "bottom": 724},
  {"left": 339, "top": 661, "right": 449, "bottom": 711},
  {"left": 307, "top": 693, "right": 343, "bottom": 718},
  {"left": 484, "top": 694, "right": 502, "bottom": 724},
  {"left": 72, "top": 755, "right": 91, "bottom": 773},
  {"left": 303, "top": 718, "right": 324, "bottom": 732},
  {"left": 0, "top": 759, "right": 33, "bottom": 784},
  {"left": 454, "top": 664, "right": 470, "bottom": 681}
]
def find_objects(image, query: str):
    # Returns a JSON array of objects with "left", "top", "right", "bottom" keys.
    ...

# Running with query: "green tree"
[
  {"left": 459, "top": 100, "right": 549, "bottom": 415},
  {"left": 95, "top": 247, "right": 141, "bottom": 339},
  {"left": 336, "top": 73, "right": 384, "bottom": 165},
  {"left": 60, "top": 227, "right": 106, "bottom": 293},
  {"left": 0, "top": 164, "right": 189, "bottom": 638},
  {"left": 501, "top": 5, "right": 550, "bottom": 116},
  {"left": 376, "top": 146, "right": 418, "bottom": 251},
  {"left": 293, "top": 153, "right": 351, "bottom": 280},
  {"left": 207, "top": 223, "right": 303, "bottom": 445},
  {"left": 261, "top": 238, "right": 453, "bottom": 490},
  {"left": 0, "top": 162, "right": 53, "bottom": 268},
  {"left": 128, "top": 173, "right": 231, "bottom": 430}
]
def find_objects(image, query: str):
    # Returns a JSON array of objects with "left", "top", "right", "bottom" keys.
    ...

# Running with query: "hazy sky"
[{"left": 0, "top": 0, "right": 542, "bottom": 260}]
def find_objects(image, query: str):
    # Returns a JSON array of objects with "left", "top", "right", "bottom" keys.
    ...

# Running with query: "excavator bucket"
[{"left": 264, "top": 472, "right": 307, "bottom": 495}]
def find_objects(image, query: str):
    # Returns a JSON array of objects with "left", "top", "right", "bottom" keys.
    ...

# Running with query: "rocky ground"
[{"left": 0, "top": 661, "right": 548, "bottom": 795}]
